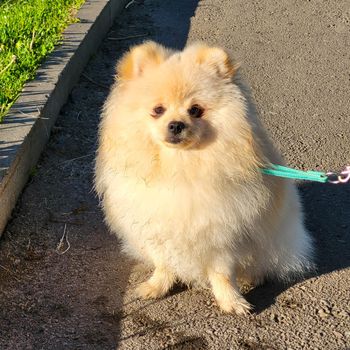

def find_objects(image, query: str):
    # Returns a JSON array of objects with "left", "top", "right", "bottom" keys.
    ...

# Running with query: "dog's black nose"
[{"left": 168, "top": 121, "right": 186, "bottom": 135}]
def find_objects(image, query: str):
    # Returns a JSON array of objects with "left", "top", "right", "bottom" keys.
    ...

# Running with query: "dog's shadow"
[{"left": 246, "top": 181, "right": 350, "bottom": 313}]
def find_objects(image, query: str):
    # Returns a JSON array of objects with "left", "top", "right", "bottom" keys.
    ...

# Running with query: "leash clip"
[{"left": 327, "top": 166, "right": 350, "bottom": 184}]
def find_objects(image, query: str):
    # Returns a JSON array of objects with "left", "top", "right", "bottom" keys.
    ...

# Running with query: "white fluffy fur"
[{"left": 95, "top": 42, "right": 313, "bottom": 314}]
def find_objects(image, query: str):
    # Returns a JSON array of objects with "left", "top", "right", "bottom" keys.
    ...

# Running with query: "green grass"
[{"left": 0, "top": 0, "right": 85, "bottom": 121}]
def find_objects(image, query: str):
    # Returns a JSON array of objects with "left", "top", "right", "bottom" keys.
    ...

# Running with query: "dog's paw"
[
  {"left": 135, "top": 281, "right": 166, "bottom": 300},
  {"left": 135, "top": 266, "right": 175, "bottom": 300},
  {"left": 216, "top": 295, "right": 252, "bottom": 315},
  {"left": 208, "top": 271, "right": 252, "bottom": 315}
]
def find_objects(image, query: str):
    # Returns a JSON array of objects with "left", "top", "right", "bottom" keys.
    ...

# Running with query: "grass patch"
[{"left": 0, "top": 0, "right": 85, "bottom": 121}]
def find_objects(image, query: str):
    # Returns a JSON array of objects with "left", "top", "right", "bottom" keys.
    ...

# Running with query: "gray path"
[{"left": 0, "top": 1, "right": 349, "bottom": 349}]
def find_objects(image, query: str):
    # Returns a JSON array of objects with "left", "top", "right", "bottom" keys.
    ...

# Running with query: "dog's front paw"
[
  {"left": 136, "top": 281, "right": 166, "bottom": 300},
  {"left": 208, "top": 270, "right": 252, "bottom": 315},
  {"left": 135, "top": 266, "right": 175, "bottom": 300},
  {"left": 217, "top": 295, "right": 252, "bottom": 315}
]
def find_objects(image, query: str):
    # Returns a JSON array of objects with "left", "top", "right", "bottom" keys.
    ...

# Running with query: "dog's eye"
[
  {"left": 188, "top": 104, "right": 204, "bottom": 118},
  {"left": 151, "top": 105, "right": 166, "bottom": 117}
]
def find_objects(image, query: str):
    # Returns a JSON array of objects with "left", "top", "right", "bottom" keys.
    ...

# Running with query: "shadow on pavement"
[{"left": 149, "top": 0, "right": 199, "bottom": 49}]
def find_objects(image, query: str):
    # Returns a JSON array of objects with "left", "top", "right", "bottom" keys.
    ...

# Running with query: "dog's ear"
[
  {"left": 191, "top": 44, "right": 237, "bottom": 78},
  {"left": 116, "top": 41, "right": 169, "bottom": 81}
]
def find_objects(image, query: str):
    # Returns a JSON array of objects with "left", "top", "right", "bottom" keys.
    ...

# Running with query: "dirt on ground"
[{"left": 0, "top": 1, "right": 349, "bottom": 349}]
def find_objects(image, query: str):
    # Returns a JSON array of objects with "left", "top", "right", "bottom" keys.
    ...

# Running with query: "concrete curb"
[{"left": 0, "top": 0, "right": 127, "bottom": 234}]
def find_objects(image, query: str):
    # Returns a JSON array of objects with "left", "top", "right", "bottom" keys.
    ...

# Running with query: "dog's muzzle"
[{"left": 166, "top": 121, "right": 187, "bottom": 144}]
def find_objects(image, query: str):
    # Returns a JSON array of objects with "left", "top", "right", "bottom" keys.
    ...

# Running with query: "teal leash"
[{"left": 261, "top": 164, "right": 350, "bottom": 184}]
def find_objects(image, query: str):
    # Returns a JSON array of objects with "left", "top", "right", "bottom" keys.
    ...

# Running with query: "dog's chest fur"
[{"left": 101, "top": 161, "right": 269, "bottom": 281}]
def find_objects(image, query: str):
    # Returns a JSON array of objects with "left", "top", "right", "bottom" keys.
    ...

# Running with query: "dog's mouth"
[
  {"left": 165, "top": 135, "right": 183, "bottom": 145},
  {"left": 164, "top": 133, "right": 196, "bottom": 148},
  {"left": 161, "top": 126, "right": 201, "bottom": 149}
]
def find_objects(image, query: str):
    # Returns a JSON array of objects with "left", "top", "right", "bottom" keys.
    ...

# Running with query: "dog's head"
[{"left": 115, "top": 41, "right": 240, "bottom": 150}]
